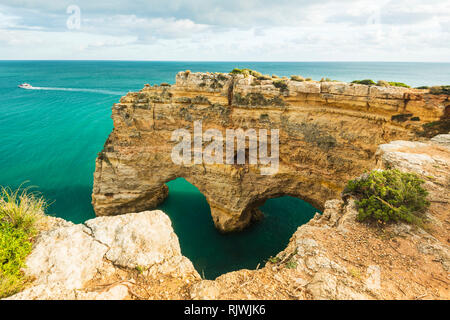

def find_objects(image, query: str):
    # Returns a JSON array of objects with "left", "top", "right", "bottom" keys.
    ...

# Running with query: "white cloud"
[
  {"left": 82, "top": 15, "right": 211, "bottom": 40},
  {"left": 0, "top": 0, "right": 449, "bottom": 61},
  {"left": 0, "top": 10, "right": 20, "bottom": 28}
]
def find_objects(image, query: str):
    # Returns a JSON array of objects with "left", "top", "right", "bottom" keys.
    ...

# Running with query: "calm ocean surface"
[{"left": 1, "top": 61, "right": 449, "bottom": 278}]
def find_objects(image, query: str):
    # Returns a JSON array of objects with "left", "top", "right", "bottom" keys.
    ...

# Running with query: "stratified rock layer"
[{"left": 92, "top": 72, "right": 449, "bottom": 232}]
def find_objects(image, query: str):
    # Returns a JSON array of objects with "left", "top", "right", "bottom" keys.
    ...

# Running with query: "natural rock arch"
[{"left": 92, "top": 71, "right": 447, "bottom": 232}]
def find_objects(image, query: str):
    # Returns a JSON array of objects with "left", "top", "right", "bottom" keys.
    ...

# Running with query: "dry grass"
[{"left": 0, "top": 185, "right": 47, "bottom": 298}]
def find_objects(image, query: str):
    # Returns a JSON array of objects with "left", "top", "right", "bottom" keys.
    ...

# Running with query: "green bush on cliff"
[
  {"left": 420, "top": 119, "right": 450, "bottom": 138},
  {"left": 376, "top": 80, "right": 411, "bottom": 88},
  {"left": 273, "top": 80, "right": 288, "bottom": 92},
  {"left": 290, "top": 75, "right": 304, "bottom": 82},
  {"left": 0, "top": 186, "right": 46, "bottom": 298},
  {"left": 230, "top": 68, "right": 263, "bottom": 78},
  {"left": 377, "top": 80, "right": 390, "bottom": 87},
  {"left": 257, "top": 75, "right": 272, "bottom": 80},
  {"left": 352, "top": 79, "right": 376, "bottom": 85},
  {"left": 429, "top": 85, "right": 450, "bottom": 95},
  {"left": 388, "top": 81, "right": 410, "bottom": 88},
  {"left": 344, "top": 170, "right": 429, "bottom": 225}
]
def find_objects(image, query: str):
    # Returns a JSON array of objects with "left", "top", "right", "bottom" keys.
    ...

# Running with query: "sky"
[{"left": 0, "top": 0, "right": 449, "bottom": 61}]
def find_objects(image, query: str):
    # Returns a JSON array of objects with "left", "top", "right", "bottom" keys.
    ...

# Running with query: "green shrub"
[
  {"left": 0, "top": 186, "right": 46, "bottom": 298},
  {"left": 344, "top": 170, "right": 429, "bottom": 225},
  {"left": 285, "top": 260, "right": 297, "bottom": 269},
  {"left": 0, "top": 224, "right": 32, "bottom": 276},
  {"left": 320, "top": 77, "right": 336, "bottom": 82},
  {"left": 305, "top": 78, "right": 312, "bottom": 81},
  {"left": 429, "top": 85, "right": 450, "bottom": 95},
  {"left": 416, "top": 86, "right": 429, "bottom": 90},
  {"left": 268, "top": 256, "right": 281, "bottom": 264},
  {"left": 250, "top": 71, "right": 263, "bottom": 78},
  {"left": 420, "top": 119, "right": 450, "bottom": 138},
  {"left": 230, "top": 68, "right": 244, "bottom": 75},
  {"left": 230, "top": 68, "right": 263, "bottom": 78},
  {"left": 257, "top": 75, "right": 272, "bottom": 81},
  {"left": 273, "top": 80, "right": 288, "bottom": 92},
  {"left": 135, "top": 265, "right": 147, "bottom": 274},
  {"left": 258, "top": 74, "right": 272, "bottom": 80},
  {"left": 210, "top": 80, "right": 223, "bottom": 89},
  {"left": 352, "top": 79, "right": 376, "bottom": 85},
  {"left": 217, "top": 73, "right": 228, "bottom": 81},
  {"left": 388, "top": 81, "right": 410, "bottom": 88},
  {"left": 290, "top": 75, "right": 304, "bottom": 82}
]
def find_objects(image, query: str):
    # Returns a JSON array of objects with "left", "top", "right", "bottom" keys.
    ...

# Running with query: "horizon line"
[{"left": 1, "top": 59, "right": 450, "bottom": 63}]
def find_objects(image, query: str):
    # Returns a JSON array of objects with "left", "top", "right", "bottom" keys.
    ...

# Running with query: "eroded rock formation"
[
  {"left": 92, "top": 71, "right": 448, "bottom": 232},
  {"left": 6, "top": 211, "right": 200, "bottom": 300}
]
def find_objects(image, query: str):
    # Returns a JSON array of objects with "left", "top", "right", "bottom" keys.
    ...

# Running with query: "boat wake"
[{"left": 25, "top": 86, "right": 126, "bottom": 96}]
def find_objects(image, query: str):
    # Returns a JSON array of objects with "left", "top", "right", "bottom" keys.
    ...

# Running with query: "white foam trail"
[{"left": 26, "top": 86, "right": 126, "bottom": 96}]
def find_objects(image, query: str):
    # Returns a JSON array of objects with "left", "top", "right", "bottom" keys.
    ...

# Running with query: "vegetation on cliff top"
[
  {"left": 351, "top": 79, "right": 377, "bottom": 85},
  {"left": 387, "top": 81, "right": 410, "bottom": 88},
  {"left": 320, "top": 77, "right": 340, "bottom": 82},
  {"left": 230, "top": 68, "right": 273, "bottom": 81},
  {"left": 290, "top": 75, "right": 304, "bottom": 82},
  {"left": 228, "top": 69, "right": 450, "bottom": 91},
  {"left": 0, "top": 186, "right": 46, "bottom": 298},
  {"left": 344, "top": 170, "right": 429, "bottom": 226},
  {"left": 419, "top": 119, "right": 450, "bottom": 138},
  {"left": 272, "top": 79, "right": 289, "bottom": 92},
  {"left": 229, "top": 69, "right": 442, "bottom": 90}
]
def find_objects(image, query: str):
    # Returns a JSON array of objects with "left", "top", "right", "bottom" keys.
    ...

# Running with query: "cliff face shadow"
[{"left": 157, "top": 177, "right": 319, "bottom": 279}]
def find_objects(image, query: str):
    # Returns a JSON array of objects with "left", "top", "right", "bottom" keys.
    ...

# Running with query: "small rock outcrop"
[{"left": 92, "top": 71, "right": 449, "bottom": 232}]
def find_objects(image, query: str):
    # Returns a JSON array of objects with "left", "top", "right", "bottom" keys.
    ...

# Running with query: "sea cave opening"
[{"left": 157, "top": 177, "right": 321, "bottom": 280}]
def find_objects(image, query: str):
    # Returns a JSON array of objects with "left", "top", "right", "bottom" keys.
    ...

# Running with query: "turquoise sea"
[{"left": 1, "top": 61, "right": 450, "bottom": 279}]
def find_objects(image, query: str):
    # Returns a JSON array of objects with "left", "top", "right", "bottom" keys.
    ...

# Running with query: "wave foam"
[{"left": 27, "top": 86, "right": 126, "bottom": 96}]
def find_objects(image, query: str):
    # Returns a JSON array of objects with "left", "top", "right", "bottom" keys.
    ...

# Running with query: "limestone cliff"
[{"left": 92, "top": 71, "right": 449, "bottom": 232}]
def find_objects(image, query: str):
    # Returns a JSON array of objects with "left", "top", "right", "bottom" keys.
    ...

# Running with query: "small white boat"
[{"left": 18, "top": 83, "right": 33, "bottom": 89}]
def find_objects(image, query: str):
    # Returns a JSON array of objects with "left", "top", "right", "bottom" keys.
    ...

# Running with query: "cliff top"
[
  {"left": 139, "top": 70, "right": 443, "bottom": 98},
  {"left": 117, "top": 70, "right": 448, "bottom": 125}
]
